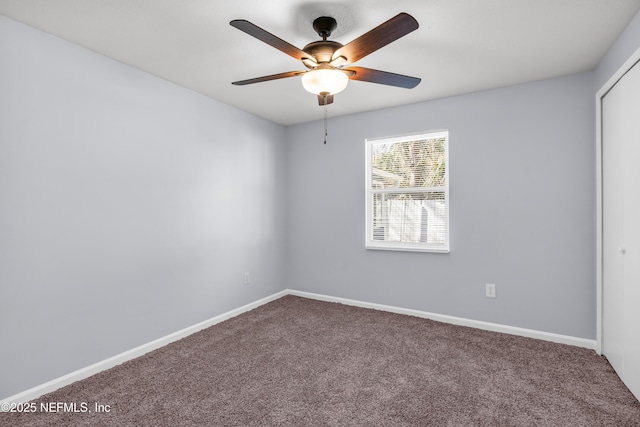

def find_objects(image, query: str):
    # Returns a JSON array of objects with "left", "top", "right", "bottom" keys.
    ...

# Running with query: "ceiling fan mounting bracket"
[{"left": 313, "top": 16, "right": 337, "bottom": 40}]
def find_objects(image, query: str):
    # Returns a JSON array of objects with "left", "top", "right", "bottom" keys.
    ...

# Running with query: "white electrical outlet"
[
  {"left": 485, "top": 283, "right": 496, "bottom": 298},
  {"left": 244, "top": 272, "right": 250, "bottom": 286}
]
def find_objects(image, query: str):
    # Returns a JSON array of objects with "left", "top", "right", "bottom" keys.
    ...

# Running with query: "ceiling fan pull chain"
[{"left": 324, "top": 101, "right": 328, "bottom": 144}]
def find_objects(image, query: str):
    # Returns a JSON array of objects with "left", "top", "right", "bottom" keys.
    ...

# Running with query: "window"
[{"left": 365, "top": 131, "right": 449, "bottom": 252}]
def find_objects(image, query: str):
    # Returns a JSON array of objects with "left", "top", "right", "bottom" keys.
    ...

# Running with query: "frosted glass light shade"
[{"left": 301, "top": 69, "right": 349, "bottom": 95}]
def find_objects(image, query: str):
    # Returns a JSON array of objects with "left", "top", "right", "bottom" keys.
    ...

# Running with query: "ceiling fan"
[{"left": 230, "top": 13, "right": 421, "bottom": 106}]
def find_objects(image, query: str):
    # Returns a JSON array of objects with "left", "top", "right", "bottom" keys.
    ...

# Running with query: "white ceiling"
[{"left": 1, "top": 0, "right": 639, "bottom": 126}]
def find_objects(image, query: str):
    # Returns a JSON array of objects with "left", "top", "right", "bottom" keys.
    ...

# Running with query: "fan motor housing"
[{"left": 303, "top": 40, "right": 343, "bottom": 65}]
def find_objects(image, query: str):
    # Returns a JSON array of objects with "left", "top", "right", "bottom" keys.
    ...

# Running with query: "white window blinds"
[{"left": 366, "top": 131, "right": 449, "bottom": 252}]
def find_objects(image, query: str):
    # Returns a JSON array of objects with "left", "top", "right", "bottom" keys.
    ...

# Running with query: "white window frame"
[{"left": 365, "top": 130, "right": 450, "bottom": 253}]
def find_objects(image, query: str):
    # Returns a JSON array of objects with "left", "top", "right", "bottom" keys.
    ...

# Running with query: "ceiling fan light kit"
[
  {"left": 301, "top": 66, "right": 349, "bottom": 95},
  {"left": 230, "top": 13, "right": 421, "bottom": 106}
]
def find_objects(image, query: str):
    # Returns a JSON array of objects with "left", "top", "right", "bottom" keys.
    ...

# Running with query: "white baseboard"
[
  {"left": 0, "top": 290, "right": 288, "bottom": 406},
  {"left": 286, "top": 289, "right": 597, "bottom": 350},
  {"left": 2, "top": 288, "right": 596, "bottom": 406}
]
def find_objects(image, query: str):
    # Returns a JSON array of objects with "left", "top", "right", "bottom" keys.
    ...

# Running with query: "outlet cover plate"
[{"left": 485, "top": 283, "right": 496, "bottom": 298}]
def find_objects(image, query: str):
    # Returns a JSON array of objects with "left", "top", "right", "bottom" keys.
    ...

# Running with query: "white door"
[{"left": 602, "top": 59, "right": 640, "bottom": 400}]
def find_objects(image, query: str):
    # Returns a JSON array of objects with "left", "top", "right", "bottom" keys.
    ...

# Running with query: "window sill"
[{"left": 365, "top": 244, "right": 450, "bottom": 254}]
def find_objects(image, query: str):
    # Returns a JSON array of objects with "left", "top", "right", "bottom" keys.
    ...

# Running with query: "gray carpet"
[{"left": 2, "top": 295, "right": 639, "bottom": 426}]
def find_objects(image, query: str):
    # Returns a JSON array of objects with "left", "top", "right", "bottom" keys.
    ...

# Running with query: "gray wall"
[
  {"left": 0, "top": 16, "right": 287, "bottom": 399},
  {"left": 285, "top": 72, "right": 596, "bottom": 339}
]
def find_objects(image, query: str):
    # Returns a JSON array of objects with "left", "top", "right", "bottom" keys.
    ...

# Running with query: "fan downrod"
[{"left": 313, "top": 16, "right": 337, "bottom": 40}]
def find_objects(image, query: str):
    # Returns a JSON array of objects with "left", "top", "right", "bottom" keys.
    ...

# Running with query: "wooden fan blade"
[
  {"left": 230, "top": 20, "right": 311, "bottom": 62},
  {"left": 232, "top": 71, "right": 305, "bottom": 86},
  {"left": 346, "top": 67, "right": 421, "bottom": 88},
  {"left": 332, "top": 13, "right": 418, "bottom": 64},
  {"left": 317, "top": 93, "right": 334, "bottom": 106}
]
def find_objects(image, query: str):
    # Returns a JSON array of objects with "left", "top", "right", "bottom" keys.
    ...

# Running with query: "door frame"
[{"left": 595, "top": 46, "right": 640, "bottom": 355}]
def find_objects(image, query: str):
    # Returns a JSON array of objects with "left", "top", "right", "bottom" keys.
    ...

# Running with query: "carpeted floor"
[{"left": 1, "top": 295, "right": 639, "bottom": 426}]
